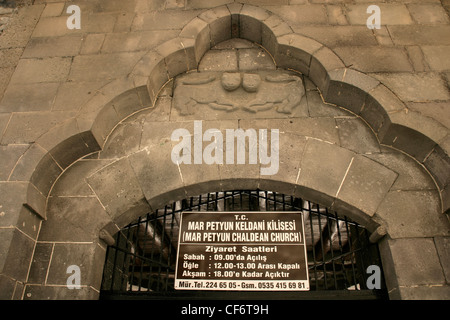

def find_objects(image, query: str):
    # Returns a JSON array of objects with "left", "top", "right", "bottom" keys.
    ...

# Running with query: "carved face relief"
[
  {"left": 242, "top": 74, "right": 261, "bottom": 93},
  {"left": 221, "top": 72, "right": 241, "bottom": 91}
]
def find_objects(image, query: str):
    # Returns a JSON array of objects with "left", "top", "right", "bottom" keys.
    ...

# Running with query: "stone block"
[
  {"left": 22, "top": 35, "right": 83, "bottom": 58},
  {"left": 325, "top": 68, "right": 380, "bottom": 115},
  {"left": 276, "top": 33, "right": 323, "bottom": 75},
  {"left": 366, "top": 152, "right": 435, "bottom": 191},
  {"left": 306, "top": 89, "right": 351, "bottom": 117},
  {"left": 132, "top": 10, "right": 201, "bottom": 31},
  {"left": 155, "top": 37, "right": 201, "bottom": 78},
  {"left": 0, "top": 182, "right": 28, "bottom": 228},
  {"left": 434, "top": 237, "right": 450, "bottom": 283},
  {"left": 376, "top": 190, "right": 450, "bottom": 238},
  {"left": 39, "top": 196, "right": 111, "bottom": 242},
  {"left": 198, "top": 6, "right": 231, "bottom": 47},
  {"left": 397, "top": 285, "right": 450, "bottom": 300},
  {"left": 361, "top": 84, "right": 404, "bottom": 140},
  {"left": 334, "top": 46, "right": 413, "bottom": 73},
  {"left": 238, "top": 48, "right": 275, "bottom": 71},
  {"left": 0, "top": 145, "right": 29, "bottom": 181},
  {"left": 407, "top": 101, "right": 450, "bottom": 129},
  {"left": 0, "top": 82, "right": 58, "bottom": 112},
  {"left": 421, "top": 46, "right": 450, "bottom": 72},
  {"left": 336, "top": 118, "right": 380, "bottom": 154},
  {"left": 239, "top": 12, "right": 264, "bottom": 44},
  {"left": 100, "top": 122, "right": 143, "bottom": 160},
  {"left": 50, "top": 159, "right": 113, "bottom": 197},
  {"left": 388, "top": 25, "right": 450, "bottom": 46},
  {"left": 31, "top": 16, "right": 81, "bottom": 38},
  {"left": 37, "top": 118, "right": 100, "bottom": 169},
  {"left": 293, "top": 26, "right": 377, "bottom": 48},
  {"left": 382, "top": 123, "right": 439, "bottom": 163},
  {"left": 87, "top": 157, "right": 150, "bottom": 221},
  {"left": 346, "top": 4, "right": 413, "bottom": 25},
  {"left": 25, "top": 182, "right": 46, "bottom": 222},
  {"left": 68, "top": 52, "right": 144, "bottom": 82},
  {"left": 52, "top": 81, "right": 108, "bottom": 112},
  {"left": 101, "top": 30, "right": 179, "bottom": 54},
  {"left": 44, "top": 242, "right": 106, "bottom": 289},
  {"left": 336, "top": 155, "right": 397, "bottom": 217},
  {"left": 80, "top": 34, "right": 105, "bottom": 55},
  {"left": 8, "top": 144, "right": 62, "bottom": 197},
  {"left": 297, "top": 139, "right": 354, "bottom": 207},
  {"left": 240, "top": 117, "right": 339, "bottom": 145},
  {"left": 407, "top": 4, "right": 450, "bottom": 24},
  {"left": 9, "top": 57, "right": 72, "bottom": 84},
  {"left": 259, "top": 133, "right": 306, "bottom": 197},
  {"left": 424, "top": 146, "right": 450, "bottom": 190},
  {"left": 309, "top": 46, "right": 344, "bottom": 93},
  {"left": 386, "top": 238, "right": 446, "bottom": 287},
  {"left": 266, "top": 5, "right": 327, "bottom": 26},
  {"left": 0, "top": 48, "right": 24, "bottom": 69},
  {"left": 0, "top": 111, "right": 75, "bottom": 145},
  {"left": 198, "top": 50, "right": 238, "bottom": 72},
  {"left": 27, "top": 242, "right": 53, "bottom": 284},
  {"left": 0, "top": 228, "right": 35, "bottom": 282},
  {"left": 0, "top": 4, "right": 44, "bottom": 49},
  {"left": 128, "top": 145, "right": 185, "bottom": 212},
  {"left": 186, "top": 0, "right": 232, "bottom": 9},
  {"left": 372, "top": 72, "right": 450, "bottom": 102},
  {"left": 0, "top": 274, "right": 17, "bottom": 300},
  {"left": 139, "top": 51, "right": 170, "bottom": 105}
]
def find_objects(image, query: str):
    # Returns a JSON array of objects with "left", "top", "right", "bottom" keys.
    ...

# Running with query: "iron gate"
[{"left": 100, "top": 191, "right": 387, "bottom": 300}]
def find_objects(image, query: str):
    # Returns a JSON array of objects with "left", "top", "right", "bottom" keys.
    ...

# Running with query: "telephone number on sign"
[{"left": 175, "top": 280, "right": 309, "bottom": 291}]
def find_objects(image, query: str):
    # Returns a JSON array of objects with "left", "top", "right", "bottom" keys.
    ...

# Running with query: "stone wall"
[{"left": 0, "top": 0, "right": 449, "bottom": 300}]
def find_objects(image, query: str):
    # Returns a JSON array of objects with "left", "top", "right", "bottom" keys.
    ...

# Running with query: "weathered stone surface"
[
  {"left": 336, "top": 118, "right": 381, "bottom": 154},
  {"left": 87, "top": 157, "right": 150, "bottom": 222},
  {"left": 346, "top": 4, "right": 414, "bottom": 25},
  {"left": 336, "top": 155, "right": 397, "bottom": 217},
  {"left": 0, "top": 1, "right": 449, "bottom": 301},
  {"left": 44, "top": 243, "right": 105, "bottom": 288},
  {"left": 26, "top": 242, "right": 53, "bottom": 284},
  {"left": 388, "top": 25, "right": 450, "bottom": 45},
  {"left": 366, "top": 152, "right": 435, "bottom": 191},
  {"left": 372, "top": 72, "right": 450, "bottom": 102},
  {"left": 296, "top": 139, "right": 354, "bottom": 207},
  {"left": 199, "top": 50, "right": 239, "bottom": 72},
  {"left": 128, "top": 144, "right": 185, "bottom": 211},
  {"left": 0, "top": 82, "right": 60, "bottom": 112},
  {"left": 376, "top": 190, "right": 450, "bottom": 238},
  {"left": 39, "top": 196, "right": 111, "bottom": 242},
  {"left": 68, "top": 52, "right": 144, "bottom": 82},
  {"left": 334, "top": 46, "right": 413, "bottom": 73},
  {"left": 50, "top": 159, "right": 114, "bottom": 197},
  {"left": 293, "top": 26, "right": 377, "bottom": 48},
  {"left": 386, "top": 238, "right": 446, "bottom": 287},
  {"left": 0, "top": 228, "right": 35, "bottom": 282},
  {"left": 22, "top": 35, "right": 83, "bottom": 58}
]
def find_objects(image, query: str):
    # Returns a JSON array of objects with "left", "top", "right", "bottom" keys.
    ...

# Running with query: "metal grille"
[{"left": 100, "top": 190, "right": 386, "bottom": 298}]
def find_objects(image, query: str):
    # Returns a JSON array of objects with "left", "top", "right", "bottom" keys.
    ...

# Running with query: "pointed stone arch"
[
  {"left": 7, "top": 3, "right": 448, "bottom": 300},
  {"left": 15, "top": 4, "right": 448, "bottom": 220}
]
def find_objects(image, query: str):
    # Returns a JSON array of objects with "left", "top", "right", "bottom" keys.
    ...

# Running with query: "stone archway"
[{"left": 7, "top": 4, "right": 448, "bottom": 300}]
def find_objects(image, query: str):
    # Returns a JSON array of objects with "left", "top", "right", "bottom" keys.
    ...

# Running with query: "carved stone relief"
[{"left": 173, "top": 70, "right": 306, "bottom": 116}]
